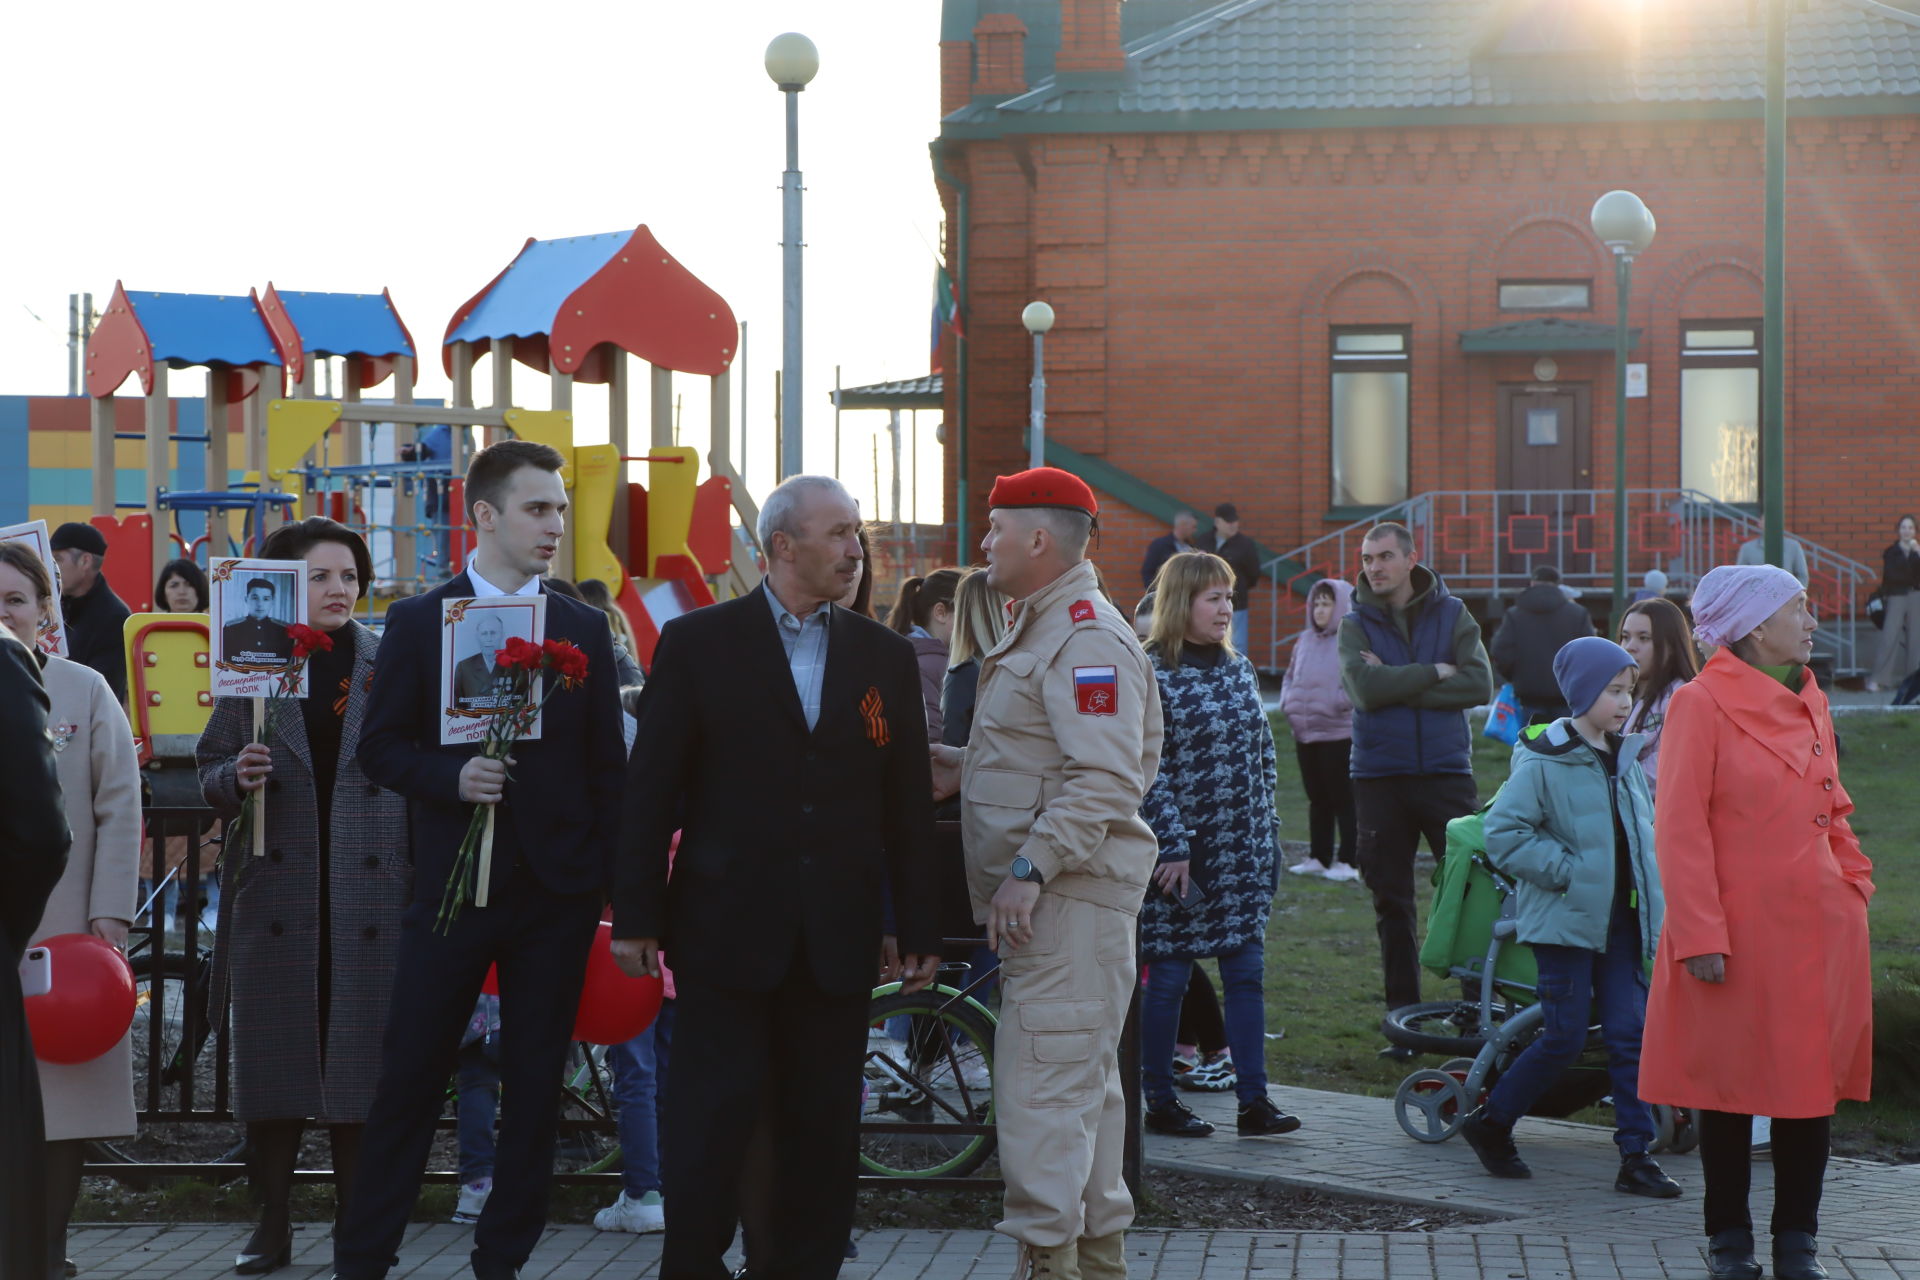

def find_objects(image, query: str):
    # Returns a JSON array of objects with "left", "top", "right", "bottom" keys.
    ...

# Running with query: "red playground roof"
[{"left": 442, "top": 226, "right": 738, "bottom": 383}]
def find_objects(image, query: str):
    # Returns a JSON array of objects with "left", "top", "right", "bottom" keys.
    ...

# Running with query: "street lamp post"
[
  {"left": 1022, "top": 300, "right": 1054, "bottom": 469},
  {"left": 1590, "top": 189, "right": 1657, "bottom": 625},
  {"left": 765, "top": 32, "right": 818, "bottom": 481}
]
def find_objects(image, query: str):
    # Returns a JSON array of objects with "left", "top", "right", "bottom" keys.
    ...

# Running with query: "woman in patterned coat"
[
  {"left": 1137, "top": 552, "right": 1300, "bottom": 1140},
  {"left": 198, "top": 519, "right": 408, "bottom": 1275}
]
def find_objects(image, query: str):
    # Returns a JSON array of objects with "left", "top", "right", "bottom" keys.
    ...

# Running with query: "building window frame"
[
  {"left": 1497, "top": 279, "right": 1594, "bottom": 312},
  {"left": 1329, "top": 326, "right": 1411, "bottom": 510},
  {"left": 1679, "top": 319, "right": 1763, "bottom": 506}
]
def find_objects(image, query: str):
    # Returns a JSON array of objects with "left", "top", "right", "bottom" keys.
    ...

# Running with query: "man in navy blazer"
[
  {"left": 613, "top": 475, "right": 943, "bottom": 1280},
  {"left": 333, "top": 440, "right": 625, "bottom": 1280}
]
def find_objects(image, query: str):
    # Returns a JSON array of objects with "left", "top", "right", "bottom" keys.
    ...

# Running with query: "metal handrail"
[{"left": 1261, "top": 489, "right": 1873, "bottom": 675}]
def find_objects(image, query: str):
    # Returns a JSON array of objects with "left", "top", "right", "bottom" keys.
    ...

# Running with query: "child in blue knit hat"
[{"left": 1462, "top": 637, "right": 1683, "bottom": 1199}]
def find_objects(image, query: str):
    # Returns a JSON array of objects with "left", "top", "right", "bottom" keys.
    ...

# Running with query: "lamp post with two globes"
[{"left": 1590, "top": 189, "right": 1656, "bottom": 623}]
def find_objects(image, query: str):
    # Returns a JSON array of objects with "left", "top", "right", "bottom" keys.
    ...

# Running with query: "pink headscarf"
[{"left": 1690, "top": 564, "right": 1806, "bottom": 649}]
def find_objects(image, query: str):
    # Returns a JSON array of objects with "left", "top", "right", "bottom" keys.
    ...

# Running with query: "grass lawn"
[{"left": 1247, "top": 710, "right": 1920, "bottom": 1161}]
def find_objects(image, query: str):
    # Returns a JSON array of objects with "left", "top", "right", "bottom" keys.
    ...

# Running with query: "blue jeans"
[
  {"left": 455, "top": 1035, "right": 503, "bottom": 1183},
  {"left": 1142, "top": 943, "right": 1270, "bottom": 1106},
  {"left": 1484, "top": 902, "right": 1654, "bottom": 1156},
  {"left": 607, "top": 999, "right": 676, "bottom": 1197},
  {"left": 1231, "top": 609, "right": 1250, "bottom": 657}
]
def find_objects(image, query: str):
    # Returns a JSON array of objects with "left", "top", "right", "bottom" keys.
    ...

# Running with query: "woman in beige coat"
[{"left": 0, "top": 542, "right": 140, "bottom": 1279}]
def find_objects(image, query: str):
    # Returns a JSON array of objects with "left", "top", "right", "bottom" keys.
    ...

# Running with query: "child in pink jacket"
[{"left": 1279, "top": 578, "right": 1360, "bottom": 881}]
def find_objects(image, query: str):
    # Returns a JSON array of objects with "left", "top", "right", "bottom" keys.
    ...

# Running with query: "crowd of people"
[{"left": 0, "top": 462, "right": 1879, "bottom": 1280}]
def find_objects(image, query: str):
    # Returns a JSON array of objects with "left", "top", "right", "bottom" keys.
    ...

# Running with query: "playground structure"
[{"left": 80, "top": 225, "right": 759, "bottom": 768}]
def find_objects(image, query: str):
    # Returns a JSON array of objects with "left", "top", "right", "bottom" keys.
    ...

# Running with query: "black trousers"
[
  {"left": 332, "top": 867, "right": 600, "bottom": 1278},
  {"left": 662, "top": 955, "right": 871, "bottom": 1280},
  {"left": 1353, "top": 773, "right": 1479, "bottom": 1010},
  {"left": 1698, "top": 1110, "right": 1831, "bottom": 1238},
  {"left": 1293, "top": 739, "right": 1356, "bottom": 868}
]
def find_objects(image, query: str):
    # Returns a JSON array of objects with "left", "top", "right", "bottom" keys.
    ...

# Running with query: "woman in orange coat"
[{"left": 1640, "top": 565, "right": 1873, "bottom": 1280}]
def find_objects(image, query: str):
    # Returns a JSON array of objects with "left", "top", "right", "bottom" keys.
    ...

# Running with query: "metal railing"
[{"left": 1262, "top": 489, "right": 1874, "bottom": 675}]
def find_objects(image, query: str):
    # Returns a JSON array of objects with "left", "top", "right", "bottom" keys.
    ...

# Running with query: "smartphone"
[
  {"left": 20, "top": 946, "right": 51, "bottom": 999},
  {"left": 1167, "top": 875, "right": 1210, "bottom": 910}
]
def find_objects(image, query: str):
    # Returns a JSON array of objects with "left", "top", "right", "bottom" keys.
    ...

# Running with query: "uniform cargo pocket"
[
  {"left": 1016, "top": 998, "right": 1106, "bottom": 1107},
  {"left": 967, "top": 768, "right": 1043, "bottom": 810}
]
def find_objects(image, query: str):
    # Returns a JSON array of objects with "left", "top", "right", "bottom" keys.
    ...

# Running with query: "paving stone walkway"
[{"left": 70, "top": 1085, "right": 1919, "bottom": 1278}]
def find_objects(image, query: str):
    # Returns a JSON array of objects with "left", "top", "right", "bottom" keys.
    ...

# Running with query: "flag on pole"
[{"left": 931, "top": 265, "right": 964, "bottom": 374}]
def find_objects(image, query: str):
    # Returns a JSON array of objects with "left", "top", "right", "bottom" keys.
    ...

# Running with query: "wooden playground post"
[
  {"left": 90, "top": 394, "right": 115, "bottom": 518},
  {"left": 145, "top": 364, "right": 169, "bottom": 579},
  {"left": 488, "top": 338, "right": 514, "bottom": 449},
  {"left": 651, "top": 365, "right": 673, "bottom": 450},
  {"left": 391, "top": 355, "right": 418, "bottom": 587},
  {"left": 609, "top": 352, "right": 630, "bottom": 575},
  {"left": 550, "top": 361, "right": 574, "bottom": 579},
  {"left": 206, "top": 371, "right": 230, "bottom": 558}
]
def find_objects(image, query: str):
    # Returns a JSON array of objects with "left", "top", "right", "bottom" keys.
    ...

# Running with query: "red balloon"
[
  {"left": 24, "top": 934, "right": 137, "bottom": 1064},
  {"left": 571, "top": 919, "right": 663, "bottom": 1045}
]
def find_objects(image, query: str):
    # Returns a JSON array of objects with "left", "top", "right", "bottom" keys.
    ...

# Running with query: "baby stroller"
[{"left": 1383, "top": 801, "right": 1698, "bottom": 1154}]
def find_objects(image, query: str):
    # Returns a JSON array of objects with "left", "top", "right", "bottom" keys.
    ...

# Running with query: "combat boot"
[
  {"left": 1078, "top": 1233, "right": 1126, "bottom": 1280},
  {"left": 1012, "top": 1240, "right": 1081, "bottom": 1280}
]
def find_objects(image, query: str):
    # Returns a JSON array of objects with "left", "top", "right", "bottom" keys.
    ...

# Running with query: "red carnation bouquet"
[
  {"left": 226, "top": 624, "right": 334, "bottom": 861},
  {"left": 437, "top": 636, "right": 591, "bottom": 933}
]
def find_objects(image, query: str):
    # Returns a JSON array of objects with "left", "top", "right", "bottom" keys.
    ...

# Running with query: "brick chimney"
[
  {"left": 972, "top": 13, "right": 1028, "bottom": 97},
  {"left": 1057, "top": 0, "right": 1125, "bottom": 74}
]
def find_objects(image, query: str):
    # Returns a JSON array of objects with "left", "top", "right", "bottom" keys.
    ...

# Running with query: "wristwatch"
[{"left": 1010, "top": 856, "right": 1045, "bottom": 885}]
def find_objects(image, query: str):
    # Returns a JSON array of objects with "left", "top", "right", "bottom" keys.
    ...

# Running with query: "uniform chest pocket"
[{"left": 979, "top": 651, "right": 1041, "bottom": 728}]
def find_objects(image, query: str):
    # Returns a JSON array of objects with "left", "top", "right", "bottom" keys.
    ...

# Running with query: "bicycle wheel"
[
  {"left": 552, "top": 1041, "right": 623, "bottom": 1175},
  {"left": 860, "top": 989, "right": 996, "bottom": 1179}
]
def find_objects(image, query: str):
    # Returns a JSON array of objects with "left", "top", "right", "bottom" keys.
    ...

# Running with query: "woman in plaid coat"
[{"left": 197, "top": 520, "right": 408, "bottom": 1274}]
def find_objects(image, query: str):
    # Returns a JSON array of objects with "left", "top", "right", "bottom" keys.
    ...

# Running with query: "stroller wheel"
[
  {"left": 1394, "top": 1069, "right": 1470, "bottom": 1144},
  {"left": 1382, "top": 1002, "right": 1488, "bottom": 1056}
]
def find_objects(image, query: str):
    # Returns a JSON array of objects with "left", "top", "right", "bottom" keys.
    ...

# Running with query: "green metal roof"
[
  {"left": 830, "top": 375, "right": 944, "bottom": 410},
  {"left": 1458, "top": 317, "right": 1642, "bottom": 353},
  {"left": 943, "top": 0, "right": 1920, "bottom": 135}
]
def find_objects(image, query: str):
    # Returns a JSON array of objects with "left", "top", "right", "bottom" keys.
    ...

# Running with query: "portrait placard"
[
  {"left": 440, "top": 595, "right": 547, "bottom": 745},
  {"left": 0, "top": 519, "right": 70, "bottom": 657},
  {"left": 208, "top": 558, "right": 309, "bottom": 698}
]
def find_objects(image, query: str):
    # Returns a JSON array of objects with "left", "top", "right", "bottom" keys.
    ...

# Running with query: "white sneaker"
[
  {"left": 1323, "top": 862, "right": 1362, "bottom": 883},
  {"left": 594, "top": 1189, "right": 666, "bottom": 1234},
  {"left": 452, "top": 1178, "right": 491, "bottom": 1224},
  {"left": 1286, "top": 858, "right": 1329, "bottom": 878}
]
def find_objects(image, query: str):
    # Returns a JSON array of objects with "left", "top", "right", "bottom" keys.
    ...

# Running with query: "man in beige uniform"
[{"left": 931, "top": 468, "right": 1162, "bottom": 1280}]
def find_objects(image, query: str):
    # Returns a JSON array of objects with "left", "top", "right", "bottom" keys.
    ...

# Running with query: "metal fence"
[{"left": 1261, "top": 489, "right": 1873, "bottom": 675}]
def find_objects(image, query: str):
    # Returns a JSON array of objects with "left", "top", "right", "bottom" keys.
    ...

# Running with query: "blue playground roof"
[
  {"left": 130, "top": 291, "right": 282, "bottom": 369},
  {"left": 272, "top": 290, "right": 414, "bottom": 360},
  {"left": 445, "top": 232, "right": 630, "bottom": 347}
]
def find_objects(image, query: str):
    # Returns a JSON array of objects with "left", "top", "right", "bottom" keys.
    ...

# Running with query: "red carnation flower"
[
  {"left": 542, "top": 638, "right": 590, "bottom": 683},
  {"left": 288, "top": 624, "right": 334, "bottom": 660},
  {"left": 497, "top": 636, "right": 545, "bottom": 671}
]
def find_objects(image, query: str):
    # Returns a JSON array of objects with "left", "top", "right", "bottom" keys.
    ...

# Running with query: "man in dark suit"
[
  {"left": 333, "top": 440, "right": 624, "bottom": 1280},
  {"left": 613, "top": 474, "right": 943, "bottom": 1280},
  {"left": 1139, "top": 511, "right": 1199, "bottom": 591},
  {"left": 50, "top": 522, "right": 129, "bottom": 702},
  {"left": 452, "top": 610, "right": 516, "bottom": 709},
  {"left": 221, "top": 577, "right": 294, "bottom": 665}
]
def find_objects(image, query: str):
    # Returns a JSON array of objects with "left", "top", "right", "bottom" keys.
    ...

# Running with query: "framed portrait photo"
[
  {"left": 0, "top": 519, "right": 71, "bottom": 658},
  {"left": 209, "top": 558, "right": 308, "bottom": 698},
  {"left": 441, "top": 594, "right": 547, "bottom": 746}
]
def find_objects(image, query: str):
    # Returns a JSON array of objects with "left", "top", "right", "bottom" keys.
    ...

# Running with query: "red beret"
[{"left": 987, "top": 467, "right": 1098, "bottom": 518}]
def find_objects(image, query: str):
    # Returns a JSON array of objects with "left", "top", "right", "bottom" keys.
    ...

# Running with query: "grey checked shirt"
[{"left": 765, "top": 585, "right": 831, "bottom": 731}]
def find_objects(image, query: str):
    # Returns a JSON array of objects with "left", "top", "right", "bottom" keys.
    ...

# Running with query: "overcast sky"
[{"left": 0, "top": 0, "right": 948, "bottom": 522}]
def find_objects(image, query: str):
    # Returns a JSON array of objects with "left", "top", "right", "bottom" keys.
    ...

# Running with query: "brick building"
[{"left": 932, "top": 0, "right": 1920, "bottom": 668}]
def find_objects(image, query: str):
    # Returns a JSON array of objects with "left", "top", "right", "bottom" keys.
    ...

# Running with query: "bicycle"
[{"left": 859, "top": 958, "right": 999, "bottom": 1179}]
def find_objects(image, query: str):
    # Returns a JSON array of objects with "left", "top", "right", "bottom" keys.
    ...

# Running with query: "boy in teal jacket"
[{"left": 1464, "top": 637, "right": 1683, "bottom": 1199}]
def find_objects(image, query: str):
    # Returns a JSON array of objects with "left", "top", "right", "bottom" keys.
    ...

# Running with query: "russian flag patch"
[{"left": 1073, "top": 665, "right": 1118, "bottom": 716}]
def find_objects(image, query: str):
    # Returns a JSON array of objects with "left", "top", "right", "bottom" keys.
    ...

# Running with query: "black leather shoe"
[
  {"left": 1237, "top": 1096, "right": 1303, "bottom": 1136},
  {"left": 1614, "top": 1152, "right": 1683, "bottom": 1199},
  {"left": 1772, "top": 1231, "right": 1828, "bottom": 1280},
  {"left": 234, "top": 1234, "right": 291, "bottom": 1275},
  {"left": 1460, "top": 1107, "right": 1531, "bottom": 1178},
  {"left": 1706, "top": 1228, "right": 1763, "bottom": 1280},
  {"left": 1144, "top": 1097, "right": 1215, "bottom": 1137},
  {"left": 469, "top": 1249, "right": 520, "bottom": 1280}
]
